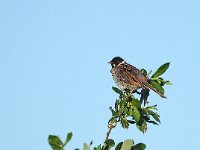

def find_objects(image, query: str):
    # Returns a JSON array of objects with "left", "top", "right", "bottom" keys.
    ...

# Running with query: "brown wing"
[
  {"left": 124, "top": 63, "right": 166, "bottom": 98},
  {"left": 123, "top": 63, "right": 148, "bottom": 87},
  {"left": 117, "top": 64, "right": 143, "bottom": 88}
]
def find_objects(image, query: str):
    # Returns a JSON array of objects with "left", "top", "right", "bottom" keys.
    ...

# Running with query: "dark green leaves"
[
  {"left": 152, "top": 62, "right": 170, "bottom": 78},
  {"left": 165, "top": 80, "right": 172, "bottom": 85},
  {"left": 120, "top": 116, "right": 129, "bottom": 128},
  {"left": 131, "top": 107, "right": 141, "bottom": 122},
  {"left": 94, "top": 144, "right": 102, "bottom": 150},
  {"left": 147, "top": 110, "right": 160, "bottom": 123},
  {"left": 115, "top": 139, "right": 146, "bottom": 150},
  {"left": 48, "top": 132, "right": 73, "bottom": 150},
  {"left": 104, "top": 139, "right": 115, "bottom": 150},
  {"left": 148, "top": 62, "right": 171, "bottom": 97},
  {"left": 48, "top": 135, "right": 147, "bottom": 150},
  {"left": 132, "top": 143, "right": 146, "bottom": 150},
  {"left": 103, "top": 139, "right": 146, "bottom": 150},
  {"left": 131, "top": 98, "right": 141, "bottom": 108},
  {"left": 112, "top": 87, "right": 123, "bottom": 95},
  {"left": 48, "top": 135, "right": 64, "bottom": 150},
  {"left": 144, "top": 105, "right": 160, "bottom": 124},
  {"left": 136, "top": 119, "right": 147, "bottom": 133},
  {"left": 109, "top": 88, "right": 161, "bottom": 133},
  {"left": 151, "top": 81, "right": 164, "bottom": 95},
  {"left": 64, "top": 132, "right": 72, "bottom": 147}
]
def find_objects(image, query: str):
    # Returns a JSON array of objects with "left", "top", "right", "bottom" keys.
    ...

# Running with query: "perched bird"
[{"left": 108, "top": 56, "right": 166, "bottom": 98}]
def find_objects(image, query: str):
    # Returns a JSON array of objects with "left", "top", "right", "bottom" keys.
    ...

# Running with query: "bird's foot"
[
  {"left": 144, "top": 99, "right": 149, "bottom": 106},
  {"left": 132, "top": 90, "right": 141, "bottom": 95}
]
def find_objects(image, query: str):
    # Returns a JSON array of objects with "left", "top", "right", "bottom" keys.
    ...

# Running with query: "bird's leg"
[
  {"left": 140, "top": 88, "right": 149, "bottom": 106},
  {"left": 144, "top": 99, "right": 149, "bottom": 106},
  {"left": 132, "top": 89, "right": 141, "bottom": 95}
]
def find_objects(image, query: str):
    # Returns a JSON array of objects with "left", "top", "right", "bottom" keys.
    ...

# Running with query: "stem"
[{"left": 105, "top": 124, "right": 113, "bottom": 141}]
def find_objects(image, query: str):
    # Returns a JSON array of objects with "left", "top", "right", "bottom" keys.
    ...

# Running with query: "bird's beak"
[{"left": 107, "top": 61, "right": 111, "bottom": 64}]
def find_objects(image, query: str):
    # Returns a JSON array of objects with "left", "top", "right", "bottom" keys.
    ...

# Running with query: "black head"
[{"left": 108, "top": 56, "right": 125, "bottom": 67}]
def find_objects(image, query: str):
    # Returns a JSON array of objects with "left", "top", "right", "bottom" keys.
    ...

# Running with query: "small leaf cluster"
[
  {"left": 148, "top": 62, "right": 171, "bottom": 96},
  {"left": 110, "top": 87, "right": 160, "bottom": 133},
  {"left": 48, "top": 133, "right": 145, "bottom": 150},
  {"left": 48, "top": 132, "right": 72, "bottom": 150},
  {"left": 103, "top": 139, "right": 146, "bottom": 150}
]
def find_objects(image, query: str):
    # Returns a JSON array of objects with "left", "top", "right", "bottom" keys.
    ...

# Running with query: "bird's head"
[{"left": 108, "top": 56, "right": 125, "bottom": 67}]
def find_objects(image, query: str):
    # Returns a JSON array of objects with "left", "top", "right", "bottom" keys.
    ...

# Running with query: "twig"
[{"left": 105, "top": 124, "right": 113, "bottom": 141}]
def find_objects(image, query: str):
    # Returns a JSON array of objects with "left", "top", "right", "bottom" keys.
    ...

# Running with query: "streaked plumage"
[{"left": 108, "top": 56, "right": 166, "bottom": 98}]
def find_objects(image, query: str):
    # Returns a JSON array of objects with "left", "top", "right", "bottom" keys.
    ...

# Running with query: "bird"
[{"left": 108, "top": 56, "right": 166, "bottom": 98}]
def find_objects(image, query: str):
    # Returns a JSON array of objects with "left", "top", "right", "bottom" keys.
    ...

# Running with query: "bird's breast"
[{"left": 111, "top": 67, "right": 137, "bottom": 91}]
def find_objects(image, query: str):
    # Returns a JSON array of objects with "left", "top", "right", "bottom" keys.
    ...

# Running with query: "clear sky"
[{"left": 1, "top": 0, "right": 200, "bottom": 150}]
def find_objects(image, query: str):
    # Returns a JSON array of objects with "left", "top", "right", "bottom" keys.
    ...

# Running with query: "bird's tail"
[{"left": 143, "top": 82, "right": 167, "bottom": 98}]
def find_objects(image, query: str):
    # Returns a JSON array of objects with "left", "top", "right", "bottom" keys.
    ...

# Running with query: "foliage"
[
  {"left": 48, "top": 132, "right": 72, "bottom": 150},
  {"left": 48, "top": 135, "right": 146, "bottom": 150},
  {"left": 48, "top": 62, "right": 171, "bottom": 150}
]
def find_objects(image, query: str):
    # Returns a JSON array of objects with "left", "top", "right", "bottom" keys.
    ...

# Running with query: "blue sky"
[{"left": 1, "top": 0, "right": 200, "bottom": 150}]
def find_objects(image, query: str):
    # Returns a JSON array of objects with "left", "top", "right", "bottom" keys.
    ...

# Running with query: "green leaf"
[
  {"left": 165, "top": 80, "right": 172, "bottom": 85},
  {"left": 115, "top": 142, "right": 123, "bottom": 150},
  {"left": 120, "top": 116, "right": 129, "bottom": 128},
  {"left": 115, "top": 100, "right": 119, "bottom": 112},
  {"left": 148, "top": 110, "right": 160, "bottom": 123},
  {"left": 94, "top": 144, "right": 102, "bottom": 150},
  {"left": 136, "top": 119, "right": 147, "bottom": 133},
  {"left": 48, "top": 135, "right": 64, "bottom": 150},
  {"left": 112, "top": 87, "right": 123, "bottom": 95},
  {"left": 152, "top": 62, "right": 170, "bottom": 78},
  {"left": 151, "top": 81, "right": 164, "bottom": 95},
  {"left": 147, "top": 120, "right": 159, "bottom": 125},
  {"left": 120, "top": 139, "right": 134, "bottom": 150},
  {"left": 118, "top": 99, "right": 127, "bottom": 116},
  {"left": 63, "top": 132, "right": 72, "bottom": 147},
  {"left": 109, "top": 107, "right": 117, "bottom": 116},
  {"left": 83, "top": 143, "right": 90, "bottom": 150},
  {"left": 131, "top": 98, "right": 141, "bottom": 108},
  {"left": 90, "top": 141, "right": 93, "bottom": 146},
  {"left": 132, "top": 143, "right": 146, "bottom": 150},
  {"left": 130, "top": 107, "right": 141, "bottom": 122},
  {"left": 145, "top": 105, "right": 157, "bottom": 110},
  {"left": 127, "top": 120, "right": 136, "bottom": 124},
  {"left": 105, "top": 139, "right": 115, "bottom": 149}
]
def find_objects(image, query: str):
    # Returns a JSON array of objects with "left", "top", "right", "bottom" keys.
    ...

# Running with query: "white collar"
[{"left": 118, "top": 61, "right": 125, "bottom": 65}]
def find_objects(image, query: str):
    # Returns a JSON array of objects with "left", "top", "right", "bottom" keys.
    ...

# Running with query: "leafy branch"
[{"left": 48, "top": 62, "right": 171, "bottom": 150}]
